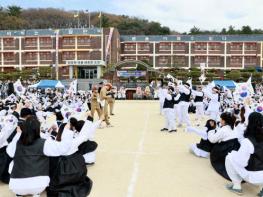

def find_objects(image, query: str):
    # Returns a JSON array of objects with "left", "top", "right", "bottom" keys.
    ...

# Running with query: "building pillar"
[
  {"left": 188, "top": 42, "right": 191, "bottom": 68},
  {"left": 97, "top": 66, "right": 101, "bottom": 79},
  {"left": 224, "top": 42, "right": 227, "bottom": 69},
  {"left": 75, "top": 36, "right": 78, "bottom": 60},
  {"left": 37, "top": 37, "right": 40, "bottom": 68},
  {"left": 153, "top": 42, "right": 156, "bottom": 68},
  {"left": 135, "top": 42, "right": 138, "bottom": 61},
  {"left": 55, "top": 30, "right": 59, "bottom": 80},
  {"left": 261, "top": 42, "right": 263, "bottom": 68},
  {"left": 171, "top": 42, "right": 173, "bottom": 67},
  {"left": 242, "top": 42, "right": 245, "bottom": 69},
  {"left": 1, "top": 38, "right": 4, "bottom": 72},
  {"left": 206, "top": 42, "right": 209, "bottom": 67},
  {"left": 69, "top": 65, "right": 73, "bottom": 79}
]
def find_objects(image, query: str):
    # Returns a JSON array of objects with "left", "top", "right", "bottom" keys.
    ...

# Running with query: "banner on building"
[{"left": 117, "top": 71, "right": 146, "bottom": 78}]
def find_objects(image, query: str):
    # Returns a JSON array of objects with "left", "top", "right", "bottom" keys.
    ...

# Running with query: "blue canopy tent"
[
  {"left": 212, "top": 80, "right": 236, "bottom": 89},
  {"left": 33, "top": 80, "right": 65, "bottom": 89}
]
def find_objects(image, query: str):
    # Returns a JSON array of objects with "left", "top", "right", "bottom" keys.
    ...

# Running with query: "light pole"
[{"left": 85, "top": 10, "right": 91, "bottom": 28}]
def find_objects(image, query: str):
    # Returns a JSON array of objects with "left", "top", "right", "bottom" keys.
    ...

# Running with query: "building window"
[
  {"left": 25, "top": 38, "right": 37, "bottom": 46},
  {"left": 77, "top": 37, "right": 91, "bottom": 46},
  {"left": 62, "top": 51, "right": 75, "bottom": 60},
  {"left": 159, "top": 43, "right": 171, "bottom": 51},
  {"left": 159, "top": 56, "right": 169, "bottom": 65},
  {"left": 77, "top": 52, "right": 90, "bottom": 60},
  {"left": 230, "top": 56, "right": 242, "bottom": 65},
  {"left": 3, "top": 38, "right": 15, "bottom": 47},
  {"left": 62, "top": 37, "right": 75, "bottom": 45},
  {"left": 123, "top": 56, "right": 136, "bottom": 61},
  {"left": 208, "top": 56, "right": 221, "bottom": 65},
  {"left": 209, "top": 43, "right": 222, "bottom": 51},
  {"left": 25, "top": 52, "right": 37, "bottom": 61},
  {"left": 40, "top": 37, "right": 52, "bottom": 46},
  {"left": 194, "top": 56, "right": 206, "bottom": 64},
  {"left": 245, "top": 56, "right": 257, "bottom": 64},
  {"left": 230, "top": 43, "right": 242, "bottom": 51},
  {"left": 174, "top": 56, "right": 185, "bottom": 65},
  {"left": 173, "top": 43, "right": 186, "bottom": 51},
  {"left": 137, "top": 43, "right": 150, "bottom": 51},
  {"left": 194, "top": 43, "right": 207, "bottom": 51},
  {"left": 4, "top": 53, "right": 15, "bottom": 62},
  {"left": 124, "top": 44, "right": 136, "bottom": 51},
  {"left": 40, "top": 52, "right": 52, "bottom": 60},
  {"left": 138, "top": 56, "right": 150, "bottom": 62},
  {"left": 245, "top": 43, "right": 257, "bottom": 51}
]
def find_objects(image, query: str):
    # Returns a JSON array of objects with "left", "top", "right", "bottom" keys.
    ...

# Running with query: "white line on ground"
[
  {"left": 126, "top": 111, "right": 150, "bottom": 197},
  {"left": 98, "top": 150, "right": 159, "bottom": 155}
]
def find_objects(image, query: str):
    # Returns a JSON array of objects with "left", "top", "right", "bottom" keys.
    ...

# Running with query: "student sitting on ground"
[
  {"left": 225, "top": 112, "right": 263, "bottom": 196},
  {"left": 7, "top": 116, "right": 74, "bottom": 197},
  {"left": 186, "top": 119, "right": 217, "bottom": 158}
]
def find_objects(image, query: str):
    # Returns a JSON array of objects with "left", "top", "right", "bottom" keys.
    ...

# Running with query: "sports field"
[{"left": 0, "top": 100, "right": 259, "bottom": 197}]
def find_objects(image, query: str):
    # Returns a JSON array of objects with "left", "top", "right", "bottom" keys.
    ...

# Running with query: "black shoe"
[
  {"left": 86, "top": 162, "right": 95, "bottom": 166},
  {"left": 110, "top": 113, "right": 115, "bottom": 115},
  {"left": 160, "top": 128, "right": 168, "bottom": 131},
  {"left": 169, "top": 130, "right": 177, "bottom": 133}
]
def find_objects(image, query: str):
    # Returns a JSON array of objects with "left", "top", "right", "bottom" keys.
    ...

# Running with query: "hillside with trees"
[
  {"left": 0, "top": 6, "right": 170, "bottom": 35},
  {"left": 1, "top": 5, "right": 263, "bottom": 35}
]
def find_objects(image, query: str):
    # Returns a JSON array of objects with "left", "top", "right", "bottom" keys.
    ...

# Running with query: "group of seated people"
[
  {"left": 0, "top": 92, "right": 101, "bottom": 197},
  {"left": 186, "top": 108, "right": 263, "bottom": 196}
]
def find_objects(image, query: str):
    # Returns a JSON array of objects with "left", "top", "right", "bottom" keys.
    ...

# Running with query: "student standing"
[
  {"left": 161, "top": 86, "right": 177, "bottom": 133},
  {"left": 178, "top": 82, "right": 192, "bottom": 127},
  {"left": 192, "top": 86, "right": 205, "bottom": 126}
]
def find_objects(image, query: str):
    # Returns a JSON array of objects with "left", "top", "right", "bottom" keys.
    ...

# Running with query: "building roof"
[
  {"left": 0, "top": 28, "right": 102, "bottom": 37},
  {"left": 120, "top": 35, "right": 263, "bottom": 42}
]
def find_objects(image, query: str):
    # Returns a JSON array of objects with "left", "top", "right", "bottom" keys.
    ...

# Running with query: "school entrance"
[
  {"left": 66, "top": 60, "right": 105, "bottom": 80},
  {"left": 78, "top": 67, "right": 97, "bottom": 79}
]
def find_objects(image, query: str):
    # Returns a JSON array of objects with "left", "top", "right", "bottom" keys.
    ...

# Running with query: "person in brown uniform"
[
  {"left": 107, "top": 86, "right": 116, "bottom": 115},
  {"left": 99, "top": 83, "right": 113, "bottom": 127},
  {"left": 90, "top": 87, "right": 101, "bottom": 119}
]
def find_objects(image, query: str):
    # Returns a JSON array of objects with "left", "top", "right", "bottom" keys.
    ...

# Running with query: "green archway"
[{"left": 112, "top": 60, "right": 164, "bottom": 76}]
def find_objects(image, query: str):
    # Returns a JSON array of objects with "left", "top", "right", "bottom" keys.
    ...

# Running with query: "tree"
[
  {"left": 189, "top": 26, "right": 201, "bottom": 35},
  {"left": 7, "top": 6, "right": 22, "bottom": 17},
  {"left": 101, "top": 14, "right": 110, "bottom": 28},
  {"left": 227, "top": 25, "right": 236, "bottom": 34},
  {"left": 241, "top": 26, "right": 253, "bottom": 34},
  {"left": 226, "top": 70, "right": 241, "bottom": 81},
  {"left": 221, "top": 28, "right": 227, "bottom": 34}
]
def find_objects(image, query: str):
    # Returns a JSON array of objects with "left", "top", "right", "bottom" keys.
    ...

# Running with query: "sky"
[{"left": 1, "top": 0, "right": 263, "bottom": 32}]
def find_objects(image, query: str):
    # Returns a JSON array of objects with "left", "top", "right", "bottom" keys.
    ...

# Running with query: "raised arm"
[
  {"left": 186, "top": 126, "right": 208, "bottom": 140},
  {"left": 178, "top": 85, "right": 190, "bottom": 95},
  {"left": 43, "top": 126, "right": 74, "bottom": 157},
  {"left": 0, "top": 122, "right": 17, "bottom": 147},
  {"left": 6, "top": 132, "right": 21, "bottom": 158}
]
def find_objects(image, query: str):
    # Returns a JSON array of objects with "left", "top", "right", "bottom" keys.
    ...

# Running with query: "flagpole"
[
  {"left": 78, "top": 12, "right": 80, "bottom": 28},
  {"left": 100, "top": 11, "right": 102, "bottom": 28}
]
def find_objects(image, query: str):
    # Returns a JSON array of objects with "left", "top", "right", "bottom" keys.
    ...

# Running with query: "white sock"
[{"left": 232, "top": 183, "right": 242, "bottom": 190}]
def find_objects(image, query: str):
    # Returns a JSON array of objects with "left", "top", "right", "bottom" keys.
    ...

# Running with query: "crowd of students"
[
  {"left": 1, "top": 77, "right": 263, "bottom": 196},
  {"left": 0, "top": 82, "right": 117, "bottom": 197},
  {"left": 159, "top": 79, "right": 263, "bottom": 196}
]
